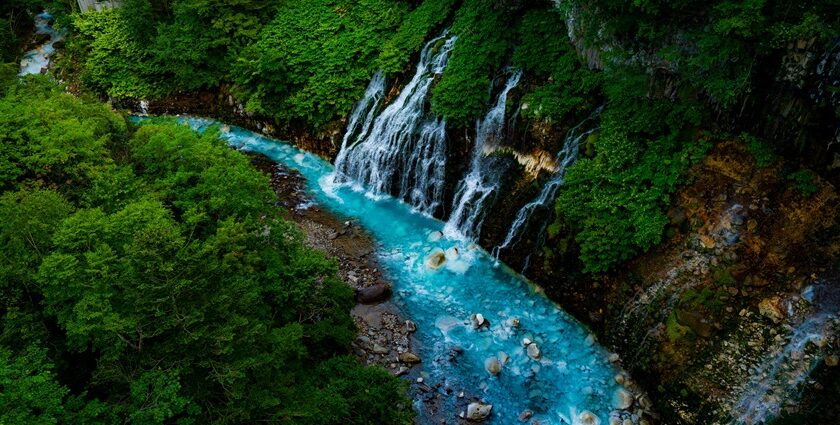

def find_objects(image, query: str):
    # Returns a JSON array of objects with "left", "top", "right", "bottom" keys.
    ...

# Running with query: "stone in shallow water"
[
  {"left": 427, "top": 230, "right": 443, "bottom": 242},
  {"left": 470, "top": 313, "right": 489, "bottom": 329},
  {"left": 425, "top": 248, "right": 446, "bottom": 269},
  {"left": 615, "top": 388, "right": 634, "bottom": 410},
  {"left": 578, "top": 410, "right": 598, "bottom": 425},
  {"left": 466, "top": 402, "right": 492, "bottom": 421},
  {"left": 526, "top": 343, "right": 541, "bottom": 360},
  {"left": 484, "top": 356, "right": 501, "bottom": 375}
]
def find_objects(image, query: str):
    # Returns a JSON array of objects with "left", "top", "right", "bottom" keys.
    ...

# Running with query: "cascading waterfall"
[
  {"left": 493, "top": 107, "right": 602, "bottom": 259},
  {"left": 443, "top": 70, "right": 522, "bottom": 240},
  {"left": 332, "top": 34, "right": 456, "bottom": 216}
]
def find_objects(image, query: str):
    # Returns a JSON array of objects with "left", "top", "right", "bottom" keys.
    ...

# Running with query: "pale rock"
[
  {"left": 425, "top": 249, "right": 446, "bottom": 269},
  {"left": 519, "top": 410, "right": 533, "bottom": 421},
  {"left": 466, "top": 402, "right": 493, "bottom": 421},
  {"left": 526, "top": 343, "right": 541, "bottom": 360},
  {"left": 578, "top": 410, "right": 599, "bottom": 425},
  {"left": 614, "top": 374, "right": 625, "bottom": 385},
  {"left": 405, "top": 320, "right": 417, "bottom": 333},
  {"left": 609, "top": 353, "right": 620, "bottom": 363},
  {"left": 615, "top": 388, "right": 634, "bottom": 410},
  {"left": 758, "top": 297, "right": 785, "bottom": 323},
  {"left": 498, "top": 351, "right": 509, "bottom": 364},
  {"left": 522, "top": 337, "right": 532, "bottom": 346},
  {"left": 484, "top": 356, "right": 501, "bottom": 375},
  {"left": 826, "top": 355, "right": 839, "bottom": 367}
]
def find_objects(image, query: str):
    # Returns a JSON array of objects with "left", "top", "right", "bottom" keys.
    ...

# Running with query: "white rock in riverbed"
[
  {"left": 615, "top": 388, "right": 634, "bottom": 410},
  {"left": 466, "top": 402, "right": 493, "bottom": 421},
  {"left": 526, "top": 342, "right": 541, "bottom": 360},
  {"left": 484, "top": 356, "right": 501, "bottom": 375},
  {"left": 470, "top": 313, "right": 489, "bottom": 329},
  {"left": 578, "top": 410, "right": 599, "bottom": 425}
]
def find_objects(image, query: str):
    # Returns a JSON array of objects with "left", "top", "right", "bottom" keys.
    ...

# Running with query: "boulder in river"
[
  {"left": 758, "top": 297, "right": 785, "bottom": 323},
  {"left": 356, "top": 284, "right": 392, "bottom": 304},
  {"left": 466, "top": 402, "right": 493, "bottom": 421},
  {"left": 484, "top": 356, "right": 501, "bottom": 375},
  {"left": 470, "top": 313, "right": 489, "bottom": 329},
  {"left": 425, "top": 248, "right": 446, "bottom": 269},
  {"left": 526, "top": 342, "right": 541, "bottom": 360},
  {"left": 578, "top": 410, "right": 598, "bottom": 425}
]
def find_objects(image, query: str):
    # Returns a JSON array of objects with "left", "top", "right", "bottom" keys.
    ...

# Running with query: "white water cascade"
[
  {"left": 443, "top": 70, "right": 522, "bottom": 240},
  {"left": 493, "top": 107, "right": 602, "bottom": 258},
  {"left": 332, "top": 34, "right": 456, "bottom": 216}
]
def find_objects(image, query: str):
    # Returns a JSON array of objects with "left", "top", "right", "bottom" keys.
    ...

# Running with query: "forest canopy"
[{"left": 0, "top": 76, "right": 412, "bottom": 424}]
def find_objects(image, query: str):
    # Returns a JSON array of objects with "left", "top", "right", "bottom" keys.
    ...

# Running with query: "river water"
[{"left": 132, "top": 116, "right": 626, "bottom": 425}]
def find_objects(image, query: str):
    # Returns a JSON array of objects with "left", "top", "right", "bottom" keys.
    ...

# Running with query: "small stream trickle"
[
  {"left": 132, "top": 115, "right": 630, "bottom": 425},
  {"left": 493, "top": 107, "right": 602, "bottom": 259},
  {"left": 444, "top": 70, "right": 522, "bottom": 241}
]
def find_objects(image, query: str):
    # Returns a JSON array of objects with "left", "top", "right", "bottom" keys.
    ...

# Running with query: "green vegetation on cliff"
[{"left": 0, "top": 77, "right": 411, "bottom": 424}]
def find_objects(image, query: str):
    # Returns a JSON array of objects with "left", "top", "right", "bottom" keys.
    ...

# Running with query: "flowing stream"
[
  {"left": 19, "top": 11, "right": 64, "bottom": 76},
  {"left": 133, "top": 116, "right": 628, "bottom": 424}
]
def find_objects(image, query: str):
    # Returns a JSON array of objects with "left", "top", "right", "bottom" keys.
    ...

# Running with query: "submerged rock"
[
  {"left": 466, "top": 402, "right": 493, "bottom": 421},
  {"left": 518, "top": 410, "right": 533, "bottom": 421},
  {"left": 356, "top": 284, "right": 392, "bottom": 304},
  {"left": 484, "top": 356, "right": 501, "bottom": 375}
]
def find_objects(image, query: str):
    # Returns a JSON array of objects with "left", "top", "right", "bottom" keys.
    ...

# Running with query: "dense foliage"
[
  {"left": 511, "top": 9, "right": 602, "bottom": 124},
  {"left": 0, "top": 77, "right": 411, "bottom": 424},
  {"left": 553, "top": 71, "right": 710, "bottom": 272},
  {"left": 232, "top": 0, "right": 408, "bottom": 129},
  {"left": 429, "top": 0, "right": 512, "bottom": 127}
]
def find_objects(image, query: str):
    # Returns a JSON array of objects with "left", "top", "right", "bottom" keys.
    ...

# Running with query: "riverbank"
[{"left": 250, "top": 154, "right": 418, "bottom": 372}]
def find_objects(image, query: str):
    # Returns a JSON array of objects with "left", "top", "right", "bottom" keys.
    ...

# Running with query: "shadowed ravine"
[{"left": 132, "top": 116, "right": 634, "bottom": 424}]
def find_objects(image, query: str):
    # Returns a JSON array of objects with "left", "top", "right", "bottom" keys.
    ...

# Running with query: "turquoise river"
[{"left": 132, "top": 116, "right": 628, "bottom": 425}]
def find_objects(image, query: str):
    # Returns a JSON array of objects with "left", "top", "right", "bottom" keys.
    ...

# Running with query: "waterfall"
[
  {"left": 443, "top": 70, "right": 522, "bottom": 241},
  {"left": 332, "top": 34, "right": 456, "bottom": 216},
  {"left": 493, "top": 107, "right": 602, "bottom": 257}
]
